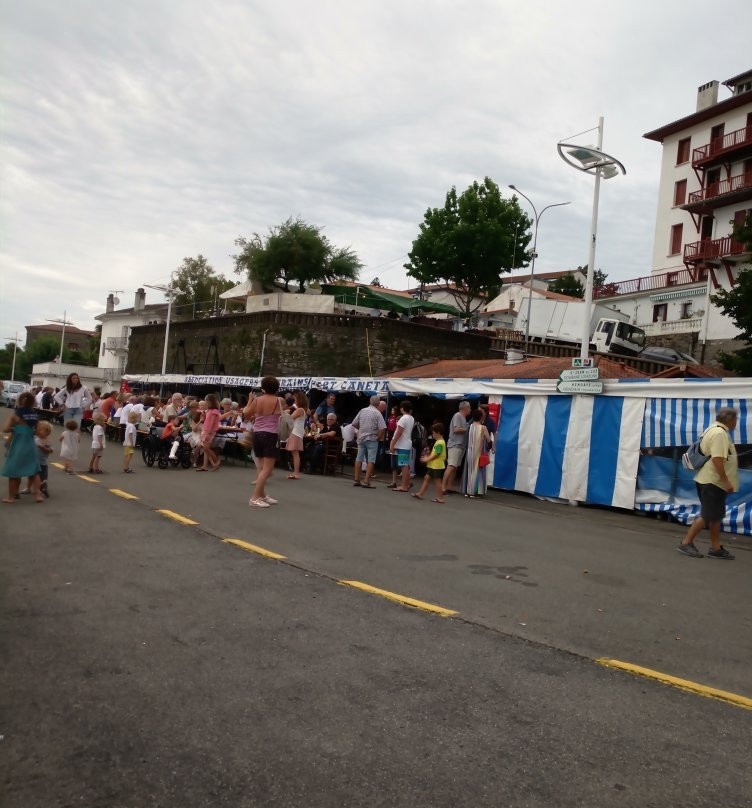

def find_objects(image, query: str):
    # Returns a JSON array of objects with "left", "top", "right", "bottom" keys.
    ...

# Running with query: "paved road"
[{"left": 1, "top": 459, "right": 750, "bottom": 807}]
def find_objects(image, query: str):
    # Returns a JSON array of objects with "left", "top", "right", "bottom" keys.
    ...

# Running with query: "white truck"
[{"left": 515, "top": 298, "right": 646, "bottom": 356}]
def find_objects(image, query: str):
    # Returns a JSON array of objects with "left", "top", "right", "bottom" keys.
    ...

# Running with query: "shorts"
[
  {"left": 356, "top": 439, "right": 379, "bottom": 464},
  {"left": 286, "top": 434, "right": 304, "bottom": 452},
  {"left": 124, "top": 446, "right": 135, "bottom": 456},
  {"left": 91, "top": 448, "right": 103, "bottom": 458},
  {"left": 396, "top": 449, "right": 411, "bottom": 467},
  {"left": 253, "top": 430, "right": 279, "bottom": 459},
  {"left": 426, "top": 467, "right": 444, "bottom": 479},
  {"left": 695, "top": 482, "right": 727, "bottom": 524},
  {"left": 447, "top": 447, "right": 465, "bottom": 468}
]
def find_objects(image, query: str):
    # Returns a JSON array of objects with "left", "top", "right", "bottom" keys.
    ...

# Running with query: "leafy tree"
[
  {"left": 405, "top": 178, "right": 532, "bottom": 317},
  {"left": 548, "top": 273, "right": 584, "bottom": 298},
  {"left": 0, "top": 341, "right": 22, "bottom": 381},
  {"left": 234, "top": 218, "right": 362, "bottom": 293},
  {"left": 15, "top": 337, "right": 68, "bottom": 380},
  {"left": 172, "top": 255, "right": 234, "bottom": 317}
]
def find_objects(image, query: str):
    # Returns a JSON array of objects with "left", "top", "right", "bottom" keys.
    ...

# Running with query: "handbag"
[
  {"left": 681, "top": 425, "right": 718, "bottom": 472},
  {"left": 478, "top": 452, "right": 491, "bottom": 468}
]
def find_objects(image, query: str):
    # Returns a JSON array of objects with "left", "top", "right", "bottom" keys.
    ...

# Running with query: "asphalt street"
[{"left": 2, "top": 453, "right": 751, "bottom": 807}]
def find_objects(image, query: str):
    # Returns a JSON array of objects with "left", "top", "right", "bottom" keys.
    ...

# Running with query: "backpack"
[
  {"left": 278, "top": 411, "right": 294, "bottom": 443},
  {"left": 411, "top": 420, "right": 427, "bottom": 450},
  {"left": 681, "top": 424, "right": 720, "bottom": 472}
]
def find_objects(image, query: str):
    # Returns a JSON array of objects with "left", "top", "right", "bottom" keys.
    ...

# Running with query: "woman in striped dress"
[{"left": 462, "top": 409, "right": 492, "bottom": 498}]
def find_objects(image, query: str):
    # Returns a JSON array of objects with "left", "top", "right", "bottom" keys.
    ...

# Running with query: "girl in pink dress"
[{"left": 198, "top": 394, "right": 221, "bottom": 471}]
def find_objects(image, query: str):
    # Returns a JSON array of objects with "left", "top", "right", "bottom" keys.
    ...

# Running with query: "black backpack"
[{"left": 411, "top": 421, "right": 427, "bottom": 450}]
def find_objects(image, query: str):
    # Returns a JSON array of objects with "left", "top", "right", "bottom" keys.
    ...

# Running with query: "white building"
[
  {"left": 600, "top": 69, "right": 752, "bottom": 363},
  {"left": 96, "top": 289, "right": 168, "bottom": 375},
  {"left": 31, "top": 361, "right": 114, "bottom": 392},
  {"left": 480, "top": 283, "right": 580, "bottom": 330}
]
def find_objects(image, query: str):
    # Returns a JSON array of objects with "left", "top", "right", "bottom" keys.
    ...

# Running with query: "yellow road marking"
[
  {"left": 339, "top": 580, "right": 457, "bottom": 617},
  {"left": 596, "top": 658, "right": 752, "bottom": 711},
  {"left": 109, "top": 488, "right": 139, "bottom": 500},
  {"left": 77, "top": 475, "right": 99, "bottom": 483},
  {"left": 223, "top": 539, "right": 286, "bottom": 560},
  {"left": 156, "top": 509, "right": 198, "bottom": 526},
  {"left": 51, "top": 462, "right": 64, "bottom": 469}
]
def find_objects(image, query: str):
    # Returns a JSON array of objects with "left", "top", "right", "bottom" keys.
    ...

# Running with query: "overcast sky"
[{"left": 1, "top": 0, "right": 749, "bottom": 343}]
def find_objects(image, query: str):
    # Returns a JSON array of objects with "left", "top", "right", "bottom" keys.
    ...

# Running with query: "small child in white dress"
[{"left": 59, "top": 420, "right": 80, "bottom": 474}]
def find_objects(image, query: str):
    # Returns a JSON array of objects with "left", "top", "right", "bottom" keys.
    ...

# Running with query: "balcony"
[
  {"left": 105, "top": 336, "right": 129, "bottom": 353},
  {"left": 641, "top": 317, "right": 704, "bottom": 337},
  {"left": 692, "top": 124, "right": 752, "bottom": 169},
  {"left": 593, "top": 268, "right": 701, "bottom": 299},
  {"left": 683, "top": 169, "right": 752, "bottom": 213},
  {"left": 683, "top": 236, "right": 747, "bottom": 264}
]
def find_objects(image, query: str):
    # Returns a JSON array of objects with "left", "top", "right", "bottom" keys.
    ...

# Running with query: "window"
[
  {"left": 676, "top": 137, "right": 691, "bottom": 164},
  {"left": 697, "top": 266, "right": 709, "bottom": 281},
  {"left": 674, "top": 179, "right": 687, "bottom": 206},
  {"left": 669, "top": 223, "right": 683, "bottom": 255},
  {"left": 710, "top": 123, "right": 725, "bottom": 145},
  {"left": 681, "top": 302, "right": 693, "bottom": 319},
  {"left": 652, "top": 304, "right": 668, "bottom": 323},
  {"left": 667, "top": 271, "right": 679, "bottom": 286}
]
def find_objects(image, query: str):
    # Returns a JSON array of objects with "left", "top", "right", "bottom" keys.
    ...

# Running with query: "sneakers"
[
  {"left": 263, "top": 496, "right": 278, "bottom": 505},
  {"left": 707, "top": 546, "right": 735, "bottom": 560},
  {"left": 249, "top": 498, "right": 270, "bottom": 508},
  {"left": 677, "top": 543, "right": 703, "bottom": 558}
]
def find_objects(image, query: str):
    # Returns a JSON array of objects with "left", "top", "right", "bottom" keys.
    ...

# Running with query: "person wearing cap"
[{"left": 678, "top": 407, "right": 739, "bottom": 560}]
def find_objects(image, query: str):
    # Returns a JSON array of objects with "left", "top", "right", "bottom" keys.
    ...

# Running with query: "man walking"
[
  {"left": 442, "top": 400, "right": 471, "bottom": 495},
  {"left": 678, "top": 407, "right": 739, "bottom": 560},
  {"left": 352, "top": 395, "right": 386, "bottom": 488}
]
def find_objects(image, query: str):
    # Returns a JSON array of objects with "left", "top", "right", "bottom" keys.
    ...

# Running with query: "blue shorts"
[
  {"left": 396, "top": 449, "right": 411, "bottom": 467},
  {"left": 356, "top": 439, "right": 379, "bottom": 464}
]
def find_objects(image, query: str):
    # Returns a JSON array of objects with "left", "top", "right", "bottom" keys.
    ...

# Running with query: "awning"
[
  {"left": 650, "top": 286, "right": 707, "bottom": 302},
  {"left": 322, "top": 284, "right": 460, "bottom": 316}
]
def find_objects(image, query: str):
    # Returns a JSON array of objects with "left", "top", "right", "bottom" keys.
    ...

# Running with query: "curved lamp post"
[
  {"left": 508, "top": 186, "right": 570, "bottom": 354},
  {"left": 557, "top": 116, "right": 626, "bottom": 361}
]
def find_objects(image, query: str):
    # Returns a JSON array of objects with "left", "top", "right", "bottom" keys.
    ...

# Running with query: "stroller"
[{"left": 141, "top": 427, "right": 192, "bottom": 469}]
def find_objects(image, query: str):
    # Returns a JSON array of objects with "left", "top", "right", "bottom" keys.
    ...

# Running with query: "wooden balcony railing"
[
  {"left": 692, "top": 124, "right": 752, "bottom": 167},
  {"left": 686, "top": 169, "right": 752, "bottom": 206},
  {"left": 683, "top": 236, "right": 746, "bottom": 263}
]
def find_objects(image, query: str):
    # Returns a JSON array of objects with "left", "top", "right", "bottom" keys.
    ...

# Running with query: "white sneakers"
[{"left": 249, "top": 495, "right": 277, "bottom": 507}]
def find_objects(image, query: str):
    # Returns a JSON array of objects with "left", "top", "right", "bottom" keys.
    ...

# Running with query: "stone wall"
[
  {"left": 126, "top": 311, "right": 496, "bottom": 377},
  {"left": 645, "top": 332, "right": 746, "bottom": 369}
]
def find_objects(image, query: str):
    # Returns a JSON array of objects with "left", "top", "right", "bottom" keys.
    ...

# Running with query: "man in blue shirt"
[{"left": 314, "top": 393, "right": 337, "bottom": 426}]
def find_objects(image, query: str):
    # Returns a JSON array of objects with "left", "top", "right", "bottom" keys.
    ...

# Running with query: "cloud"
[{"left": 1, "top": 0, "right": 749, "bottom": 343}]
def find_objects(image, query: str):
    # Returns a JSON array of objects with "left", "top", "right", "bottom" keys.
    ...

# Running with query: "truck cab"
[{"left": 591, "top": 319, "right": 646, "bottom": 356}]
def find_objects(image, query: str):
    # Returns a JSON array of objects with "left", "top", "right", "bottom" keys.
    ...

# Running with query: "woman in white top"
[
  {"left": 285, "top": 391, "right": 308, "bottom": 480},
  {"left": 53, "top": 373, "right": 91, "bottom": 426}
]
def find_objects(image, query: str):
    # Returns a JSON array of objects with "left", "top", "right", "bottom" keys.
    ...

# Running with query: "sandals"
[
  {"left": 411, "top": 493, "right": 423, "bottom": 500},
  {"left": 432, "top": 498, "right": 445, "bottom": 504}
]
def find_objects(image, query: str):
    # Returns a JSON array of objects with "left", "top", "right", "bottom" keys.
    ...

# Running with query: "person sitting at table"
[
  {"left": 313, "top": 393, "right": 337, "bottom": 426},
  {"left": 219, "top": 398, "right": 236, "bottom": 424},
  {"left": 308, "top": 412, "right": 342, "bottom": 473}
]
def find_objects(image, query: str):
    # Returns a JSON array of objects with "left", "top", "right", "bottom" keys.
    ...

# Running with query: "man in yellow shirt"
[{"left": 678, "top": 407, "right": 739, "bottom": 560}]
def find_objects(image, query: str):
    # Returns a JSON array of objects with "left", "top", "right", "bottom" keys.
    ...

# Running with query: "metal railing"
[
  {"left": 592, "top": 268, "right": 698, "bottom": 298},
  {"left": 686, "top": 169, "right": 752, "bottom": 206},
  {"left": 692, "top": 124, "right": 752, "bottom": 167},
  {"left": 684, "top": 236, "right": 746, "bottom": 263}
]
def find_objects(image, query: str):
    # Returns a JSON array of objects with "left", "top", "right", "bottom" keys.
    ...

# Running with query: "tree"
[
  {"left": 234, "top": 218, "right": 362, "bottom": 293},
  {"left": 14, "top": 337, "right": 68, "bottom": 381},
  {"left": 172, "top": 255, "right": 234, "bottom": 317},
  {"left": 404, "top": 178, "right": 532, "bottom": 317},
  {"left": 548, "top": 274, "right": 584, "bottom": 298},
  {"left": 712, "top": 213, "right": 752, "bottom": 374}
]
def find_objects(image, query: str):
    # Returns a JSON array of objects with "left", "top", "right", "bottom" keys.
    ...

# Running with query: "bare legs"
[{"left": 252, "top": 456, "right": 276, "bottom": 502}]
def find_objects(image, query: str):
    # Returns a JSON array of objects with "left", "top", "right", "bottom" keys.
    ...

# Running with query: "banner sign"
[{"left": 183, "top": 375, "right": 391, "bottom": 393}]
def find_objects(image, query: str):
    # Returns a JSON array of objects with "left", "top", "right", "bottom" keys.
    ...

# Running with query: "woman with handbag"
[{"left": 461, "top": 409, "right": 492, "bottom": 498}]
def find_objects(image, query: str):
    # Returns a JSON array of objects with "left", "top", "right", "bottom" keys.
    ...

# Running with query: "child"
[
  {"left": 88, "top": 413, "right": 107, "bottom": 473},
  {"left": 122, "top": 410, "right": 139, "bottom": 473},
  {"left": 412, "top": 422, "right": 447, "bottom": 504},
  {"left": 161, "top": 415, "right": 182, "bottom": 459},
  {"left": 2, "top": 392, "right": 43, "bottom": 503},
  {"left": 197, "top": 394, "right": 221, "bottom": 471},
  {"left": 33, "top": 420, "right": 53, "bottom": 497},
  {"left": 59, "top": 419, "right": 80, "bottom": 474}
]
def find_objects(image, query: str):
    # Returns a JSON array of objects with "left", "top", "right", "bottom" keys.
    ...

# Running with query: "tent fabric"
[
  {"left": 322, "top": 284, "right": 460, "bottom": 315},
  {"left": 641, "top": 396, "right": 751, "bottom": 447}
]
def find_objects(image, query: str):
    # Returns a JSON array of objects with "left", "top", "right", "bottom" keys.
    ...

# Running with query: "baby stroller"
[{"left": 141, "top": 427, "right": 192, "bottom": 469}]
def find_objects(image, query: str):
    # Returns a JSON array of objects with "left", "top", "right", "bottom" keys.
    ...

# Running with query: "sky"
[{"left": 1, "top": 0, "right": 750, "bottom": 344}]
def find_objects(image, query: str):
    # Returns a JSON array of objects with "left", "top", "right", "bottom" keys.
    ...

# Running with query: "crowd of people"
[{"left": 2, "top": 372, "right": 498, "bottom": 508}]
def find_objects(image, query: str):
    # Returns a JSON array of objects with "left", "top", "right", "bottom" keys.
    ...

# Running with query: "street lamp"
[
  {"left": 144, "top": 275, "right": 177, "bottom": 393},
  {"left": 557, "top": 116, "right": 626, "bottom": 361},
  {"left": 45, "top": 311, "right": 74, "bottom": 379},
  {"left": 3, "top": 333, "right": 21, "bottom": 381},
  {"left": 508, "top": 186, "right": 571, "bottom": 354}
]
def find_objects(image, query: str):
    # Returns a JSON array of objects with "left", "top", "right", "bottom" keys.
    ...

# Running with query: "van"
[{"left": 0, "top": 381, "right": 31, "bottom": 407}]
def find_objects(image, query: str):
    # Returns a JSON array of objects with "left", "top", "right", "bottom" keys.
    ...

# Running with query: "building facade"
[
  {"left": 25, "top": 323, "right": 95, "bottom": 356},
  {"left": 599, "top": 69, "right": 752, "bottom": 363}
]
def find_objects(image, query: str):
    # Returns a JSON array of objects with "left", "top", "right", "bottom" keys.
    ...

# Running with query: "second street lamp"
[{"left": 508, "top": 186, "right": 570, "bottom": 355}]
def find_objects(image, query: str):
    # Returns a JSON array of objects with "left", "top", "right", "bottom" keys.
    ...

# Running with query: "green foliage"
[
  {"left": 405, "top": 177, "right": 532, "bottom": 317},
  {"left": 172, "top": 255, "right": 234, "bottom": 317},
  {"left": 712, "top": 266, "right": 752, "bottom": 374},
  {"left": 234, "top": 218, "right": 362, "bottom": 293},
  {"left": 548, "top": 274, "right": 585, "bottom": 298}
]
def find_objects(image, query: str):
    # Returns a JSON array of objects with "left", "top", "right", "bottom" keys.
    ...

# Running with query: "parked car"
[
  {"left": 0, "top": 381, "right": 31, "bottom": 407},
  {"left": 639, "top": 346, "right": 699, "bottom": 365}
]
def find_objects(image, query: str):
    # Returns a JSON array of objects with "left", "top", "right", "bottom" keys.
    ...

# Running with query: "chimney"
[
  {"left": 134, "top": 288, "right": 146, "bottom": 312},
  {"left": 506, "top": 349, "right": 524, "bottom": 365},
  {"left": 106, "top": 293, "right": 114, "bottom": 314},
  {"left": 696, "top": 80, "right": 719, "bottom": 112}
]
